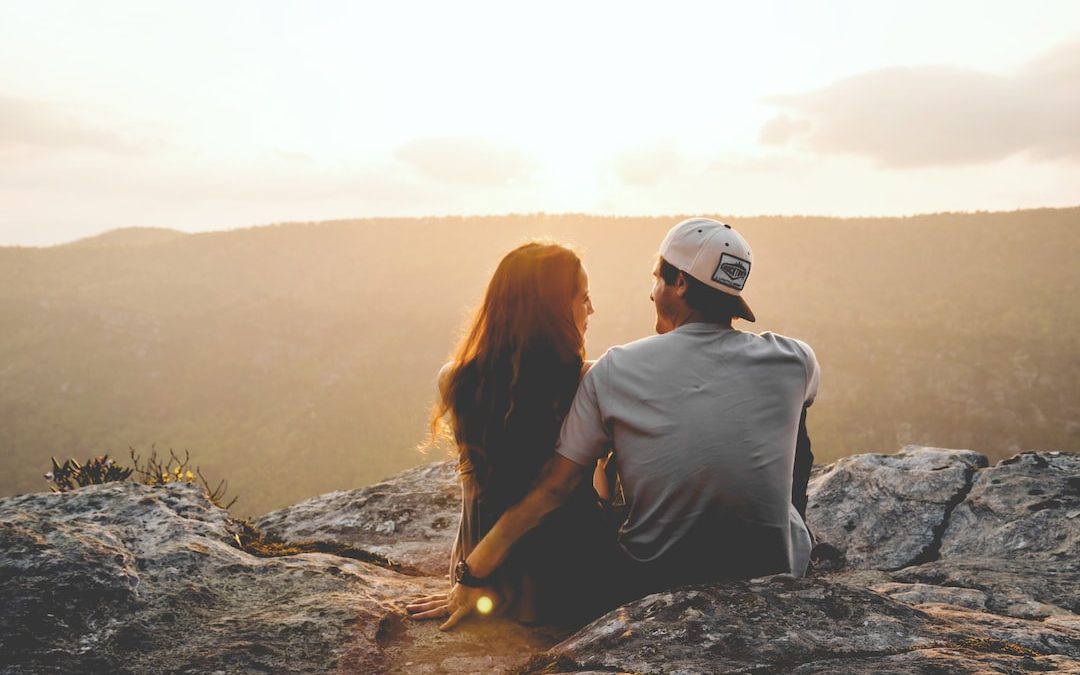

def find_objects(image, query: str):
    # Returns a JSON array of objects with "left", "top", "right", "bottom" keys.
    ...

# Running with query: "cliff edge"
[{"left": 2, "top": 446, "right": 1078, "bottom": 673}]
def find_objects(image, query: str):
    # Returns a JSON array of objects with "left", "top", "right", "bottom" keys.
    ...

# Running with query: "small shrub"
[
  {"left": 44, "top": 455, "right": 133, "bottom": 491},
  {"left": 44, "top": 445, "right": 238, "bottom": 510},
  {"left": 127, "top": 446, "right": 237, "bottom": 510}
]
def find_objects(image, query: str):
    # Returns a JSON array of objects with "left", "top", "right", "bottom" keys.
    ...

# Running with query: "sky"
[{"left": 1, "top": 1, "right": 1078, "bottom": 246}]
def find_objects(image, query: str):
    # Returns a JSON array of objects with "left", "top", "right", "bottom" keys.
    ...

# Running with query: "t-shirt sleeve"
[
  {"left": 797, "top": 340, "right": 820, "bottom": 407},
  {"left": 554, "top": 364, "right": 611, "bottom": 466}
]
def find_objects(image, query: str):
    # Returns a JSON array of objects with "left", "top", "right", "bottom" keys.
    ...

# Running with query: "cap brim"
[{"left": 736, "top": 295, "right": 756, "bottom": 323}]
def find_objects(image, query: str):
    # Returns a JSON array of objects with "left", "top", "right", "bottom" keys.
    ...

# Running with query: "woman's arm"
[
  {"left": 438, "top": 454, "right": 588, "bottom": 629},
  {"left": 405, "top": 362, "right": 460, "bottom": 619}
]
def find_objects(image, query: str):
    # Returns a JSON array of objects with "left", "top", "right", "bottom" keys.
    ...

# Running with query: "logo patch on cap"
[{"left": 713, "top": 253, "right": 750, "bottom": 290}]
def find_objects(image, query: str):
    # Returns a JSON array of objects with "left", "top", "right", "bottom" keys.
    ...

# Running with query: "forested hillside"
[{"left": 1, "top": 208, "right": 1076, "bottom": 518}]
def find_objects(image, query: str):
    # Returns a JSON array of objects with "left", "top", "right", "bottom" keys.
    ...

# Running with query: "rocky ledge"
[{"left": 1, "top": 446, "right": 1078, "bottom": 674}]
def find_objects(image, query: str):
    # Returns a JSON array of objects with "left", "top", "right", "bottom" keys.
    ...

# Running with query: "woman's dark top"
[{"left": 447, "top": 351, "right": 611, "bottom": 626}]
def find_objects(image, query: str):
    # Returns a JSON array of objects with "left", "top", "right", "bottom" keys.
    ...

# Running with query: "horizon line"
[{"left": 5, "top": 203, "right": 1079, "bottom": 249}]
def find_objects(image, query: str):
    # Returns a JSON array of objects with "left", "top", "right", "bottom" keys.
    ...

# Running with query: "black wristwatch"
[{"left": 454, "top": 560, "right": 490, "bottom": 587}]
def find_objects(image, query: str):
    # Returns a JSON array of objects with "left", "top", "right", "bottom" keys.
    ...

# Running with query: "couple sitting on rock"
[{"left": 406, "top": 218, "right": 819, "bottom": 630}]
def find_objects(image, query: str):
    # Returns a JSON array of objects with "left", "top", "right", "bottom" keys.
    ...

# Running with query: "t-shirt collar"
[{"left": 671, "top": 321, "right": 735, "bottom": 335}]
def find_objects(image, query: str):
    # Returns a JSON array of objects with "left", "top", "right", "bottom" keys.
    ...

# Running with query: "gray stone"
[
  {"left": 887, "top": 558, "right": 1080, "bottom": 618},
  {"left": 789, "top": 648, "right": 1080, "bottom": 674},
  {"left": 940, "top": 451, "right": 1080, "bottom": 562},
  {"left": 870, "top": 581, "right": 991, "bottom": 611},
  {"left": 254, "top": 460, "right": 459, "bottom": 577},
  {"left": 520, "top": 575, "right": 1080, "bottom": 674},
  {"left": 806, "top": 446, "right": 988, "bottom": 570},
  {"left": 920, "top": 603, "right": 1080, "bottom": 660},
  {"left": 0, "top": 481, "right": 446, "bottom": 674},
  {"left": 4, "top": 448, "right": 1080, "bottom": 673}
]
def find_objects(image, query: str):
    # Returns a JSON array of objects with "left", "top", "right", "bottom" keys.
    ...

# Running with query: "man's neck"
[{"left": 672, "top": 310, "right": 730, "bottom": 330}]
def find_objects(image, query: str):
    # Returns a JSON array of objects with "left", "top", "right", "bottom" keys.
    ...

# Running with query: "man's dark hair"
[{"left": 658, "top": 257, "right": 743, "bottom": 323}]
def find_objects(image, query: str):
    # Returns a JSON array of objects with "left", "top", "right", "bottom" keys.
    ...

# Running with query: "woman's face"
[{"left": 572, "top": 266, "right": 594, "bottom": 337}]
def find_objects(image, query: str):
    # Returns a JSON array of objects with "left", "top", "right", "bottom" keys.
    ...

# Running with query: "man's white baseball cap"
[{"left": 658, "top": 217, "right": 756, "bottom": 322}]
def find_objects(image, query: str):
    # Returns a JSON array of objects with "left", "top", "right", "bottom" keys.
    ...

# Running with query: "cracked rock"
[
  {"left": 806, "top": 446, "right": 987, "bottom": 570},
  {"left": 940, "top": 451, "right": 1080, "bottom": 562}
]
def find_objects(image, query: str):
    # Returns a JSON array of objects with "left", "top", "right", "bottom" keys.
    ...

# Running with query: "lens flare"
[{"left": 475, "top": 595, "right": 494, "bottom": 615}]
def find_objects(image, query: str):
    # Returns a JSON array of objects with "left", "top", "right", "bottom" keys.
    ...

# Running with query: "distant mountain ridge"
[
  {"left": 0, "top": 208, "right": 1077, "bottom": 518},
  {"left": 61, "top": 226, "right": 190, "bottom": 249}
]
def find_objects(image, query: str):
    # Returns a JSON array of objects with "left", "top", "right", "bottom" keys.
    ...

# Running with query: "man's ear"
[{"left": 674, "top": 271, "right": 690, "bottom": 297}]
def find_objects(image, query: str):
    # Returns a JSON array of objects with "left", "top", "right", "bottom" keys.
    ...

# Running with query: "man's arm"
[
  {"left": 409, "top": 361, "right": 610, "bottom": 628},
  {"left": 791, "top": 405, "right": 813, "bottom": 521},
  {"left": 469, "top": 454, "right": 586, "bottom": 576},
  {"left": 433, "top": 454, "right": 588, "bottom": 629}
]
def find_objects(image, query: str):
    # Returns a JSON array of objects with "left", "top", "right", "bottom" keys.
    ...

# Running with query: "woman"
[{"left": 406, "top": 241, "right": 611, "bottom": 627}]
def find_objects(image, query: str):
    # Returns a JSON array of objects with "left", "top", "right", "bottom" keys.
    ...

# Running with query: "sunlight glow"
[
  {"left": 476, "top": 596, "right": 494, "bottom": 615},
  {"left": 1, "top": 1, "right": 1079, "bottom": 244}
]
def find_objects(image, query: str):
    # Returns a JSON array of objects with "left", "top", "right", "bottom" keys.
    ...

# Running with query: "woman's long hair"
[{"left": 432, "top": 242, "right": 585, "bottom": 502}]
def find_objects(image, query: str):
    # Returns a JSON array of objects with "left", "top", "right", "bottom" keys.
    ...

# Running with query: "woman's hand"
[
  {"left": 441, "top": 583, "right": 495, "bottom": 630},
  {"left": 405, "top": 584, "right": 495, "bottom": 630},
  {"left": 405, "top": 592, "right": 449, "bottom": 621}
]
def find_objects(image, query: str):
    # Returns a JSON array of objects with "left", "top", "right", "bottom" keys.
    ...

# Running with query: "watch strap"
[{"left": 455, "top": 560, "right": 489, "bottom": 587}]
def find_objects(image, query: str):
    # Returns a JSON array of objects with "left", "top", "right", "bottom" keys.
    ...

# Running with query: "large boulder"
[
  {"left": 0, "top": 481, "right": 445, "bottom": 674},
  {"left": 805, "top": 446, "right": 988, "bottom": 570}
]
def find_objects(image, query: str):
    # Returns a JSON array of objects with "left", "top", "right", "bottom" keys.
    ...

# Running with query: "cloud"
[
  {"left": 760, "top": 41, "right": 1080, "bottom": 168},
  {"left": 393, "top": 136, "right": 538, "bottom": 187},
  {"left": 0, "top": 140, "right": 495, "bottom": 245},
  {"left": 0, "top": 94, "right": 150, "bottom": 156},
  {"left": 611, "top": 140, "right": 681, "bottom": 186}
]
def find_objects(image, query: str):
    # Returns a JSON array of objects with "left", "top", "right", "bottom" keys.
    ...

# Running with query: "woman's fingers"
[
  {"left": 405, "top": 594, "right": 448, "bottom": 612},
  {"left": 405, "top": 586, "right": 487, "bottom": 628},
  {"left": 406, "top": 599, "right": 448, "bottom": 614},
  {"left": 408, "top": 593, "right": 448, "bottom": 605},
  {"left": 408, "top": 604, "right": 450, "bottom": 620},
  {"left": 439, "top": 605, "right": 471, "bottom": 631}
]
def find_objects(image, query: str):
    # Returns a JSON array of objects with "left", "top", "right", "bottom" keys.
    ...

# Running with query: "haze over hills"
[
  {"left": 1, "top": 208, "right": 1077, "bottom": 518},
  {"left": 61, "top": 227, "right": 191, "bottom": 249}
]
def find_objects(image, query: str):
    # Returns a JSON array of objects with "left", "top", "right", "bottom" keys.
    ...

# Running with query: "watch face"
[{"left": 454, "top": 560, "right": 467, "bottom": 582}]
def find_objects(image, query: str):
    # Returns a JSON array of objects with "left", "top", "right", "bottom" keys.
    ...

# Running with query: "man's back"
[{"left": 556, "top": 322, "right": 819, "bottom": 576}]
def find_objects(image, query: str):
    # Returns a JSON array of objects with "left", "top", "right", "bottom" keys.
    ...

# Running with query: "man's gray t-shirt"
[{"left": 556, "top": 322, "right": 819, "bottom": 574}]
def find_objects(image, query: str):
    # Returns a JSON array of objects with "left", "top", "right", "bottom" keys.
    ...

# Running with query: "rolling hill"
[{"left": 1, "top": 209, "right": 1077, "bottom": 518}]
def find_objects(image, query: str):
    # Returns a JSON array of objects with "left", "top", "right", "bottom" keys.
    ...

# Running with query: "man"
[{"left": 408, "top": 217, "right": 819, "bottom": 630}]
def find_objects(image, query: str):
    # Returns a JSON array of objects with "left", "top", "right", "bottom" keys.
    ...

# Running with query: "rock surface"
[
  {"left": 805, "top": 446, "right": 988, "bottom": 570},
  {"left": 940, "top": 451, "right": 1080, "bottom": 562},
  {"left": 0, "top": 481, "right": 446, "bottom": 674},
  {"left": 520, "top": 576, "right": 1080, "bottom": 674},
  {"left": 254, "top": 460, "right": 459, "bottom": 577},
  {"left": 2, "top": 445, "right": 1078, "bottom": 674}
]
